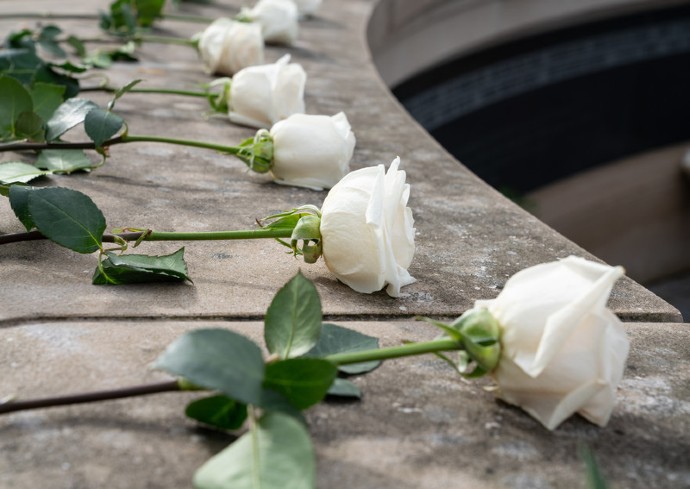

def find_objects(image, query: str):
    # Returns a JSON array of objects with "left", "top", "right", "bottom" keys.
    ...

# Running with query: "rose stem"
[
  {"left": 0, "top": 380, "right": 180, "bottom": 414},
  {"left": 0, "top": 339, "right": 462, "bottom": 415},
  {"left": 80, "top": 86, "right": 209, "bottom": 98},
  {"left": 0, "top": 12, "right": 215, "bottom": 23},
  {"left": 0, "top": 134, "right": 241, "bottom": 155},
  {"left": 0, "top": 228, "right": 294, "bottom": 246}
]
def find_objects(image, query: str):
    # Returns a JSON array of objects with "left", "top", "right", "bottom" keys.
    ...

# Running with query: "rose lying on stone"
[
  {"left": 227, "top": 54, "right": 306, "bottom": 129},
  {"left": 196, "top": 18, "right": 264, "bottom": 75},
  {"left": 319, "top": 157, "right": 416, "bottom": 297},
  {"left": 474, "top": 256, "right": 629, "bottom": 430},
  {"left": 269, "top": 112, "right": 355, "bottom": 190},
  {"left": 240, "top": 0, "right": 299, "bottom": 45}
]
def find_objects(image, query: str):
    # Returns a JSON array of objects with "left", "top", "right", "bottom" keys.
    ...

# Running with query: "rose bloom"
[
  {"left": 269, "top": 112, "right": 355, "bottom": 190},
  {"left": 241, "top": 0, "right": 299, "bottom": 45},
  {"left": 196, "top": 18, "right": 264, "bottom": 75},
  {"left": 291, "top": 0, "right": 321, "bottom": 17},
  {"left": 319, "top": 157, "right": 416, "bottom": 297},
  {"left": 476, "top": 256, "right": 629, "bottom": 430},
  {"left": 228, "top": 54, "right": 306, "bottom": 129}
]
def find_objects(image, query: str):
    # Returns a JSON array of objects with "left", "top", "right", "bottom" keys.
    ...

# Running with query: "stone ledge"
[
  {"left": 0, "top": 0, "right": 681, "bottom": 322},
  {"left": 1, "top": 320, "right": 688, "bottom": 488}
]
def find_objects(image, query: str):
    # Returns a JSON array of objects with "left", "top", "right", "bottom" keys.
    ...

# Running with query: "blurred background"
[{"left": 368, "top": 0, "right": 690, "bottom": 319}]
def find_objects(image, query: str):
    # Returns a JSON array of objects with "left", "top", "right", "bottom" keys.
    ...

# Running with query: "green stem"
[
  {"left": 0, "top": 12, "right": 216, "bottom": 23},
  {"left": 81, "top": 86, "right": 209, "bottom": 98},
  {"left": 0, "top": 12, "right": 100, "bottom": 20},
  {"left": 122, "top": 134, "right": 238, "bottom": 154},
  {"left": 143, "top": 229, "right": 293, "bottom": 241},
  {"left": 0, "top": 228, "right": 293, "bottom": 246},
  {"left": 135, "top": 34, "right": 197, "bottom": 47},
  {"left": 0, "top": 134, "right": 239, "bottom": 155},
  {"left": 326, "top": 338, "right": 462, "bottom": 366},
  {"left": 0, "top": 338, "right": 462, "bottom": 415}
]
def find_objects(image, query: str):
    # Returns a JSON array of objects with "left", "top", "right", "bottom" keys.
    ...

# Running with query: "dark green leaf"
[
  {"left": 306, "top": 323, "right": 381, "bottom": 375},
  {"left": 50, "top": 60, "right": 89, "bottom": 74},
  {"left": 185, "top": 395, "right": 247, "bottom": 431},
  {"left": 256, "top": 388, "right": 305, "bottom": 422},
  {"left": 327, "top": 378, "right": 361, "bottom": 398},
  {"left": 102, "top": 0, "right": 137, "bottom": 36},
  {"left": 92, "top": 248, "right": 191, "bottom": 285},
  {"left": 66, "top": 36, "right": 86, "bottom": 57},
  {"left": 45, "top": 98, "right": 98, "bottom": 141},
  {"left": 264, "top": 272, "right": 322, "bottom": 359},
  {"left": 36, "top": 149, "right": 97, "bottom": 173},
  {"left": 193, "top": 413, "right": 315, "bottom": 489},
  {"left": 0, "top": 76, "right": 34, "bottom": 140},
  {"left": 27, "top": 187, "right": 105, "bottom": 253},
  {"left": 135, "top": 0, "right": 166, "bottom": 26},
  {"left": 4, "top": 29, "right": 34, "bottom": 50},
  {"left": 155, "top": 329, "right": 266, "bottom": 406},
  {"left": 0, "top": 162, "right": 49, "bottom": 184},
  {"left": 84, "top": 107, "right": 124, "bottom": 147},
  {"left": 9, "top": 185, "right": 34, "bottom": 231},
  {"left": 37, "top": 25, "right": 67, "bottom": 58},
  {"left": 263, "top": 358, "right": 337, "bottom": 410},
  {"left": 14, "top": 111, "right": 45, "bottom": 141},
  {"left": 33, "top": 64, "right": 80, "bottom": 99},
  {"left": 0, "top": 49, "right": 43, "bottom": 87},
  {"left": 30, "top": 82, "right": 66, "bottom": 121}
]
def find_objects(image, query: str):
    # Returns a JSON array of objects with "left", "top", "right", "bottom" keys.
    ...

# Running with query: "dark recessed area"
[{"left": 394, "top": 4, "right": 690, "bottom": 194}]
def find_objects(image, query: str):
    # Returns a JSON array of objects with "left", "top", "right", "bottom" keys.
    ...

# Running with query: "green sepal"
[
  {"left": 451, "top": 308, "right": 501, "bottom": 375},
  {"left": 234, "top": 130, "right": 273, "bottom": 173},
  {"left": 290, "top": 215, "right": 322, "bottom": 264},
  {"left": 205, "top": 77, "right": 232, "bottom": 113}
]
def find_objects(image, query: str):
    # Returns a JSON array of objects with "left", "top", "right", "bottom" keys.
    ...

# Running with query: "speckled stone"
[
  {"left": 1, "top": 321, "right": 688, "bottom": 489},
  {"left": 0, "top": 0, "right": 681, "bottom": 323},
  {"left": 0, "top": 0, "right": 688, "bottom": 488}
]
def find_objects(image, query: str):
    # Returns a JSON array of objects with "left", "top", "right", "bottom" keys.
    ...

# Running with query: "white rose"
[
  {"left": 476, "top": 256, "right": 629, "bottom": 430},
  {"left": 228, "top": 54, "right": 306, "bottom": 129},
  {"left": 196, "top": 18, "right": 264, "bottom": 75},
  {"left": 291, "top": 0, "right": 322, "bottom": 17},
  {"left": 319, "top": 157, "right": 416, "bottom": 297},
  {"left": 269, "top": 112, "right": 355, "bottom": 190},
  {"left": 241, "top": 0, "right": 299, "bottom": 45}
]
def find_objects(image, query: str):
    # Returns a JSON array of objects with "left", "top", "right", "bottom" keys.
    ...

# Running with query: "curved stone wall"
[
  {"left": 368, "top": 0, "right": 688, "bottom": 87},
  {"left": 368, "top": 0, "right": 690, "bottom": 305}
]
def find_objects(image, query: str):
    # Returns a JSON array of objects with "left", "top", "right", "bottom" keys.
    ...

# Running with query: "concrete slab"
[
  {"left": 1, "top": 320, "right": 688, "bottom": 489},
  {"left": 0, "top": 0, "right": 681, "bottom": 323}
]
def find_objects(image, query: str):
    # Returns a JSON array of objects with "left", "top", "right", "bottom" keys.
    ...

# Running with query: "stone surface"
[
  {"left": 1, "top": 320, "right": 688, "bottom": 489},
  {"left": 0, "top": 0, "right": 681, "bottom": 323},
  {"left": 0, "top": 1, "right": 689, "bottom": 489}
]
